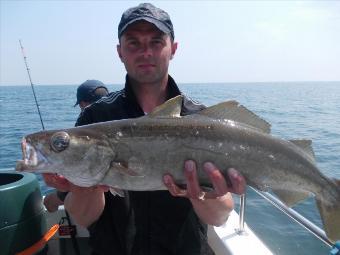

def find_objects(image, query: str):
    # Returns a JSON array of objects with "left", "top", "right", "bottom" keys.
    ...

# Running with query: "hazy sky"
[{"left": 1, "top": 1, "right": 340, "bottom": 86}]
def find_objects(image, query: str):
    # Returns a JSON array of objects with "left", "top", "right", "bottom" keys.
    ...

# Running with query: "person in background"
[
  {"left": 43, "top": 3, "right": 246, "bottom": 255},
  {"left": 74, "top": 79, "right": 109, "bottom": 110},
  {"left": 43, "top": 79, "right": 109, "bottom": 212}
]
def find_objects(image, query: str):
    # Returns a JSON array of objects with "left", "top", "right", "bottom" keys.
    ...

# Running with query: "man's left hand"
[{"left": 163, "top": 160, "right": 246, "bottom": 226}]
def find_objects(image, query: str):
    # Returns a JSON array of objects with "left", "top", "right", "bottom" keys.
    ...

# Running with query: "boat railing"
[
  {"left": 237, "top": 193, "right": 246, "bottom": 234},
  {"left": 238, "top": 187, "right": 333, "bottom": 247}
]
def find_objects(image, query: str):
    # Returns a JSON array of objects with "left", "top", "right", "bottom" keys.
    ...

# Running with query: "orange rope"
[{"left": 16, "top": 224, "right": 59, "bottom": 255}]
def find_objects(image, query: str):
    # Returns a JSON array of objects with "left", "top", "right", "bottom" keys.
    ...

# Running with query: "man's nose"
[{"left": 140, "top": 43, "right": 153, "bottom": 57}]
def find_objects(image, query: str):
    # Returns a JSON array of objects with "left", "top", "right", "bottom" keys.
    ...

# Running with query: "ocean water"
[{"left": 1, "top": 82, "right": 339, "bottom": 254}]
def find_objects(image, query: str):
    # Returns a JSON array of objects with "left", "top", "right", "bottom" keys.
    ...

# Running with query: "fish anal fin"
[
  {"left": 147, "top": 95, "right": 183, "bottom": 118},
  {"left": 110, "top": 161, "right": 143, "bottom": 177},
  {"left": 272, "top": 189, "right": 310, "bottom": 207},
  {"left": 198, "top": 100, "right": 271, "bottom": 133},
  {"left": 290, "top": 139, "right": 315, "bottom": 162},
  {"left": 316, "top": 198, "right": 340, "bottom": 242},
  {"left": 333, "top": 178, "right": 340, "bottom": 187},
  {"left": 248, "top": 180, "right": 269, "bottom": 192}
]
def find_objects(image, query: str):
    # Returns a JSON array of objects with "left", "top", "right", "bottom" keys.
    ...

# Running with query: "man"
[
  {"left": 74, "top": 79, "right": 109, "bottom": 110},
  {"left": 43, "top": 3, "right": 246, "bottom": 254},
  {"left": 43, "top": 80, "right": 109, "bottom": 212}
]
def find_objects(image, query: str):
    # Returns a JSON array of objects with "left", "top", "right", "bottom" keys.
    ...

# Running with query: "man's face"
[
  {"left": 117, "top": 21, "right": 177, "bottom": 84},
  {"left": 79, "top": 101, "right": 90, "bottom": 110}
]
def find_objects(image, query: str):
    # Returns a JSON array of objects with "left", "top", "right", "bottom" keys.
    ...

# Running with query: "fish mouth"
[{"left": 15, "top": 138, "right": 49, "bottom": 171}]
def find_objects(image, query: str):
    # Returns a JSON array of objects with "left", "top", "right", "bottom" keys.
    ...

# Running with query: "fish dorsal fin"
[
  {"left": 198, "top": 100, "right": 271, "bottom": 133},
  {"left": 147, "top": 95, "right": 183, "bottom": 118},
  {"left": 289, "top": 139, "right": 316, "bottom": 162}
]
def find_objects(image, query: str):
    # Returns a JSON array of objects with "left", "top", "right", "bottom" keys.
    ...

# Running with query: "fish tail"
[{"left": 316, "top": 180, "right": 340, "bottom": 243}]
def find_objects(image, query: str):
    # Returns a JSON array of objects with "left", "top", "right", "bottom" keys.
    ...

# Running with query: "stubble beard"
[{"left": 128, "top": 64, "right": 169, "bottom": 86}]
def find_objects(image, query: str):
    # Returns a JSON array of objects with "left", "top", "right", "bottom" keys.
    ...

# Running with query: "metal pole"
[
  {"left": 250, "top": 187, "right": 333, "bottom": 247},
  {"left": 237, "top": 193, "right": 246, "bottom": 234}
]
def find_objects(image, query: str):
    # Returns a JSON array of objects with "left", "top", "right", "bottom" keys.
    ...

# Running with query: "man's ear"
[
  {"left": 171, "top": 42, "right": 178, "bottom": 60},
  {"left": 117, "top": 44, "right": 122, "bottom": 60}
]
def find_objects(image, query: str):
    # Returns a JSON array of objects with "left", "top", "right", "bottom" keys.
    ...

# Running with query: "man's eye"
[
  {"left": 151, "top": 40, "right": 163, "bottom": 46},
  {"left": 128, "top": 41, "right": 139, "bottom": 47}
]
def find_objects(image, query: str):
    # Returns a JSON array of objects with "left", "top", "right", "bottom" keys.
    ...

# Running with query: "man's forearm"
[{"left": 64, "top": 187, "right": 106, "bottom": 227}]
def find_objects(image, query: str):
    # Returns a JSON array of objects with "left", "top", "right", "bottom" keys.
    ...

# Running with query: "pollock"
[{"left": 16, "top": 96, "right": 340, "bottom": 242}]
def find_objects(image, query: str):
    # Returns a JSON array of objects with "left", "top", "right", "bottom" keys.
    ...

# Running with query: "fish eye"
[{"left": 50, "top": 131, "right": 70, "bottom": 152}]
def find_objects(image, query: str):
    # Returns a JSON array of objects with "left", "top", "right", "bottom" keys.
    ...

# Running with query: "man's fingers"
[
  {"left": 42, "top": 173, "right": 55, "bottom": 186},
  {"left": 98, "top": 185, "right": 111, "bottom": 193},
  {"left": 42, "top": 173, "right": 71, "bottom": 191},
  {"left": 164, "top": 162, "right": 246, "bottom": 199},
  {"left": 203, "top": 163, "right": 246, "bottom": 196},
  {"left": 203, "top": 162, "right": 229, "bottom": 197},
  {"left": 184, "top": 160, "right": 203, "bottom": 199},
  {"left": 227, "top": 168, "right": 246, "bottom": 195},
  {"left": 163, "top": 174, "right": 187, "bottom": 197}
]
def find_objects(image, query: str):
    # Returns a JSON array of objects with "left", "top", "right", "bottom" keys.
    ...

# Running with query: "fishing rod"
[
  {"left": 19, "top": 39, "right": 45, "bottom": 130},
  {"left": 19, "top": 40, "right": 80, "bottom": 255}
]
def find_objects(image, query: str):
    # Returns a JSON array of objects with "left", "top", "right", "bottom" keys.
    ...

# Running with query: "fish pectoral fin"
[
  {"left": 289, "top": 139, "right": 315, "bottom": 162},
  {"left": 272, "top": 189, "right": 310, "bottom": 207},
  {"left": 147, "top": 95, "right": 183, "bottom": 118},
  {"left": 316, "top": 198, "right": 340, "bottom": 242},
  {"left": 109, "top": 187, "right": 125, "bottom": 197},
  {"left": 110, "top": 161, "right": 144, "bottom": 177},
  {"left": 197, "top": 100, "right": 271, "bottom": 133}
]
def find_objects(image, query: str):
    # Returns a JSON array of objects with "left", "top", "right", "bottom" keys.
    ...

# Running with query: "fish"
[{"left": 16, "top": 95, "right": 340, "bottom": 242}]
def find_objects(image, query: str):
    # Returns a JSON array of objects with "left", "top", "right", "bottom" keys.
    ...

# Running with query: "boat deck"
[{"left": 45, "top": 206, "right": 272, "bottom": 255}]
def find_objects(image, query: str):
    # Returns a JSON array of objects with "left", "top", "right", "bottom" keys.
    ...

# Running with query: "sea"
[{"left": 1, "top": 81, "right": 339, "bottom": 255}]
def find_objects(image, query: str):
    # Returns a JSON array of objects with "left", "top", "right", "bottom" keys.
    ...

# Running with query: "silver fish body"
[{"left": 16, "top": 96, "right": 340, "bottom": 242}]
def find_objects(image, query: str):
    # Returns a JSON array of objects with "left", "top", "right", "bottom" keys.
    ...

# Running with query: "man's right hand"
[
  {"left": 43, "top": 173, "right": 72, "bottom": 192},
  {"left": 43, "top": 192, "right": 64, "bottom": 212},
  {"left": 42, "top": 173, "right": 108, "bottom": 227}
]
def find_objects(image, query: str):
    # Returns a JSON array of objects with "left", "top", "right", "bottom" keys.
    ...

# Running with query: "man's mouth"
[{"left": 137, "top": 63, "right": 155, "bottom": 68}]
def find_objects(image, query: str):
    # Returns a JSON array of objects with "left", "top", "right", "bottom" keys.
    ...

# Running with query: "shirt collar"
[{"left": 124, "top": 74, "right": 181, "bottom": 110}]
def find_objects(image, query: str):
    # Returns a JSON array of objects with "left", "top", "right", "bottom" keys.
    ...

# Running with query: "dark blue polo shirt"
[{"left": 76, "top": 75, "right": 214, "bottom": 255}]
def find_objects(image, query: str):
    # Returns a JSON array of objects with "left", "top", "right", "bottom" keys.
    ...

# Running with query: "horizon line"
[{"left": 1, "top": 80, "right": 340, "bottom": 87}]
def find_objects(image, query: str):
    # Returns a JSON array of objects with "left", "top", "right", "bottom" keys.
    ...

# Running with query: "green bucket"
[{"left": 0, "top": 171, "right": 47, "bottom": 255}]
